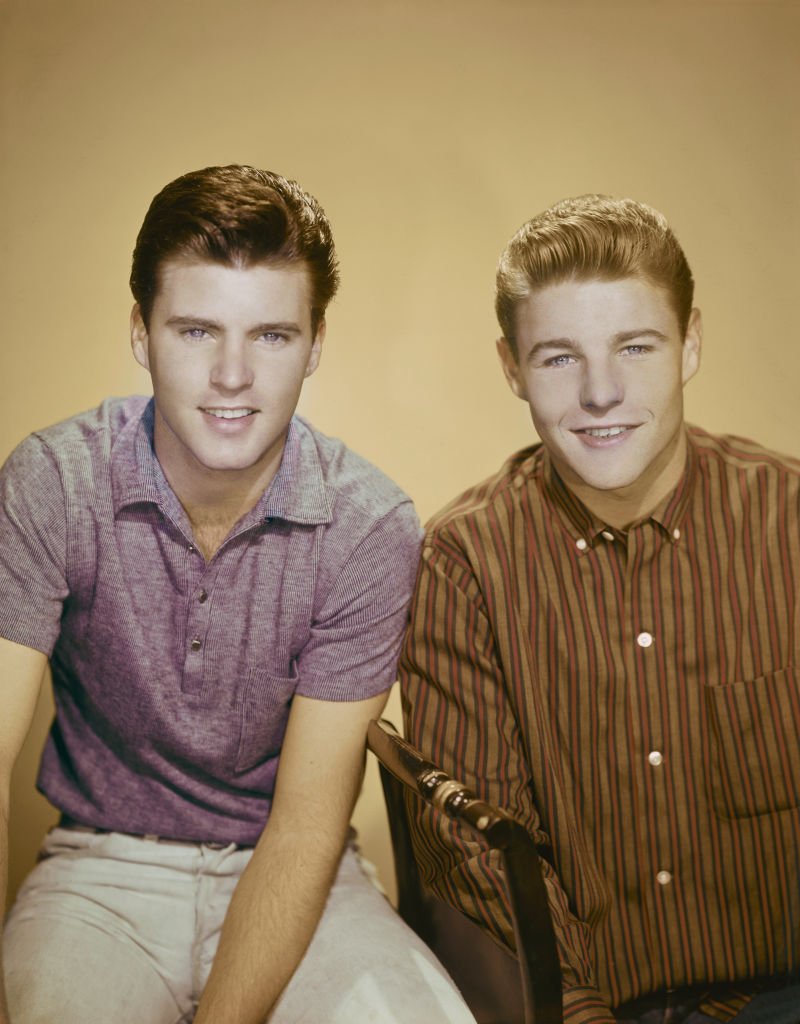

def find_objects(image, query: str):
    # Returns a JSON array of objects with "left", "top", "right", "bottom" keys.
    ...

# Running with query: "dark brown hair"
[{"left": 130, "top": 164, "right": 339, "bottom": 331}]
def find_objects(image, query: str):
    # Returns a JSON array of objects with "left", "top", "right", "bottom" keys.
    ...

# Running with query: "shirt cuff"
[{"left": 562, "top": 985, "right": 616, "bottom": 1024}]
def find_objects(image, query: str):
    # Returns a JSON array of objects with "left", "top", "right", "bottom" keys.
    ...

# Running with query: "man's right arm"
[
  {"left": 399, "top": 535, "right": 616, "bottom": 1024},
  {"left": 0, "top": 637, "right": 48, "bottom": 1024}
]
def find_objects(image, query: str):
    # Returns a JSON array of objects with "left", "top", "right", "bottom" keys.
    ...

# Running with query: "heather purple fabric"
[{"left": 0, "top": 397, "right": 422, "bottom": 844}]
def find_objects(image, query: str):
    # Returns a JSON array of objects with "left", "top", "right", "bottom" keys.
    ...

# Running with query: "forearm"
[
  {"left": 401, "top": 545, "right": 614, "bottom": 1023},
  {"left": 0, "top": 796, "right": 12, "bottom": 1024},
  {"left": 194, "top": 825, "right": 346, "bottom": 1024},
  {"left": 193, "top": 688, "right": 387, "bottom": 1024},
  {"left": 432, "top": 837, "right": 614, "bottom": 1021},
  {"left": 0, "top": 635, "right": 58, "bottom": 1024}
]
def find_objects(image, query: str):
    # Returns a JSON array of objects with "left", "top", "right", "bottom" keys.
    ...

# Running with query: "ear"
[
  {"left": 304, "top": 319, "right": 326, "bottom": 378},
  {"left": 130, "top": 304, "right": 151, "bottom": 371},
  {"left": 496, "top": 337, "right": 527, "bottom": 400},
  {"left": 681, "top": 308, "right": 702, "bottom": 385}
]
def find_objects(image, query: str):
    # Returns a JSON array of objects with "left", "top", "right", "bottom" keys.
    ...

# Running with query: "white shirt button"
[
  {"left": 656, "top": 870, "right": 673, "bottom": 886},
  {"left": 648, "top": 751, "right": 664, "bottom": 767},
  {"left": 576, "top": 538, "right": 588, "bottom": 551},
  {"left": 672, "top": 528, "right": 681, "bottom": 541},
  {"left": 637, "top": 631, "right": 654, "bottom": 648},
  {"left": 601, "top": 530, "right": 614, "bottom": 541}
]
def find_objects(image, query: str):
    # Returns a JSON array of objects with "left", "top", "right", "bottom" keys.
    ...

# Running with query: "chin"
[{"left": 571, "top": 467, "right": 643, "bottom": 493}]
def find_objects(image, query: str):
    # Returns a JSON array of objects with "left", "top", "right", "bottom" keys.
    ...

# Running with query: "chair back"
[{"left": 368, "top": 718, "right": 563, "bottom": 1024}]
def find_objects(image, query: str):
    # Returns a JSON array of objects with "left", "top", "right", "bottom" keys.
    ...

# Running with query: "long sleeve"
[{"left": 399, "top": 534, "right": 615, "bottom": 1024}]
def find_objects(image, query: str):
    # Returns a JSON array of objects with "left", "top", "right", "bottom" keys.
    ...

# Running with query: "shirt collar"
[
  {"left": 540, "top": 427, "right": 698, "bottom": 549},
  {"left": 111, "top": 399, "right": 161, "bottom": 514},
  {"left": 111, "top": 401, "right": 332, "bottom": 527},
  {"left": 258, "top": 416, "right": 333, "bottom": 525}
]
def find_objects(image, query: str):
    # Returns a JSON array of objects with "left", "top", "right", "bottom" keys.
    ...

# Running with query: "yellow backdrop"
[{"left": 2, "top": 0, "right": 798, "bottom": 907}]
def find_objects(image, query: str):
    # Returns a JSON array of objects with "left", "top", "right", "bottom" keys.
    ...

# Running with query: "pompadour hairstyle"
[
  {"left": 495, "top": 195, "right": 694, "bottom": 354},
  {"left": 130, "top": 164, "right": 339, "bottom": 331}
]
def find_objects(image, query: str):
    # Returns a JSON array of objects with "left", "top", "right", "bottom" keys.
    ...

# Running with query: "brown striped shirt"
[{"left": 399, "top": 426, "right": 800, "bottom": 1023}]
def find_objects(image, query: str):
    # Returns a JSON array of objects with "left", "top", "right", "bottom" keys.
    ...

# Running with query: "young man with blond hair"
[
  {"left": 0, "top": 165, "right": 475, "bottom": 1024},
  {"left": 401, "top": 196, "right": 800, "bottom": 1023}
]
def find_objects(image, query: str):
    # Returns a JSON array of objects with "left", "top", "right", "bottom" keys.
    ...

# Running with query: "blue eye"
[{"left": 544, "top": 353, "right": 576, "bottom": 368}]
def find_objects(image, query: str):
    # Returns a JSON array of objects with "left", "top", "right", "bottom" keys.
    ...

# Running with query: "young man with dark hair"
[
  {"left": 0, "top": 165, "right": 475, "bottom": 1024},
  {"left": 400, "top": 195, "right": 800, "bottom": 1024}
]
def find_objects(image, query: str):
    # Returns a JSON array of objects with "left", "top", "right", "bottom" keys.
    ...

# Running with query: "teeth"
[
  {"left": 585, "top": 426, "right": 626, "bottom": 438},
  {"left": 205, "top": 409, "right": 253, "bottom": 420}
]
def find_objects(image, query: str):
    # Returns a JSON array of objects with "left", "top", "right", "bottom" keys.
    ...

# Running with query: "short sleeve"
[
  {"left": 0, "top": 434, "right": 69, "bottom": 654},
  {"left": 294, "top": 500, "right": 422, "bottom": 701}
]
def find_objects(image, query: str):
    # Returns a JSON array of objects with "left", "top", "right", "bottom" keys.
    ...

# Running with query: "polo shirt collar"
[
  {"left": 542, "top": 426, "right": 698, "bottom": 548},
  {"left": 111, "top": 399, "right": 161, "bottom": 514},
  {"left": 260, "top": 416, "right": 333, "bottom": 525},
  {"left": 111, "top": 400, "right": 332, "bottom": 526}
]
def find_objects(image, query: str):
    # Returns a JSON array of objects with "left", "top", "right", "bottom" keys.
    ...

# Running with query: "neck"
[
  {"left": 153, "top": 422, "right": 285, "bottom": 559},
  {"left": 563, "top": 429, "right": 689, "bottom": 530},
  {"left": 178, "top": 483, "right": 266, "bottom": 561},
  {"left": 575, "top": 486, "right": 670, "bottom": 530},
  {"left": 185, "top": 504, "right": 245, "bottom": 561}
]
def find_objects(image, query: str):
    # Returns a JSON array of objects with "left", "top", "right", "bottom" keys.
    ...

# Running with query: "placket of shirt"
[
  {"left": 181, "top": 540, "right": 224, "bottom": 695},
  {"left": 622, "top": 519, "right": 681, "bottom": 979}
]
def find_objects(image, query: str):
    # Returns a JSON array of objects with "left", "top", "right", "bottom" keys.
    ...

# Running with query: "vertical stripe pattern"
[{"left": 399, "top": 426, "right": 800, "bottom": 1023}]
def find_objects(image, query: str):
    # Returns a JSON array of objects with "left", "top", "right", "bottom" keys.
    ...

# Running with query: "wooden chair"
[{"left": 367, "top": 718, "right": 563, "bottom": 1024}]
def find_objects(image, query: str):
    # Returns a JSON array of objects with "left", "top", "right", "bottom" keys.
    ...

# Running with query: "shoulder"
[
  {"left": 290, "top": 418, "right": 422, "bottom": 598},
  {"left": 425, "top": 443, "right": 544, "bottom": 542},
  {"left": 294, "top": 416, "right": 418, "bottom": 527},
  {"left": 35, "top": 396, "right": 148, "bottom": 449},
  {"left": 17, "top": 397, "right": 147, "bottom": 463},
  {"left": 2, "top": 397, "right": 147, "bottom": 491},
  {"left": 689, "top": 424, "right": 800, "bottom": 482}
]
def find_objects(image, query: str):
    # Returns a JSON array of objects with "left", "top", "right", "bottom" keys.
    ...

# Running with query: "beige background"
[{"left": 1, "top": 0, "right": 798, "bottom": 908}]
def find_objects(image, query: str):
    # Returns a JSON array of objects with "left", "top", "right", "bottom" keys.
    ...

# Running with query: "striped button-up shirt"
[{"left": 400, "top": 426, "right": 800, "bottom": 1023}]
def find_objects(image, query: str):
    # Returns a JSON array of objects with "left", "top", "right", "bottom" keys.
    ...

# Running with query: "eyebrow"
[
  {"left": 525, "top": 328, "right": 670, "bottom": 363},
  {"left": 165, "top": 316, "right": 303, "bottom": 334}
]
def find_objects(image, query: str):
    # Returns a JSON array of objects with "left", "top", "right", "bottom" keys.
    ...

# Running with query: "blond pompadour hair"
[{"left": 495, "top": 195, "right": 694, "bottom": 354}]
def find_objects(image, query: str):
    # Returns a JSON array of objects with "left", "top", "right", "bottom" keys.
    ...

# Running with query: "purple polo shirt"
[{"left": 0, "top": 397, "right": 422, "bottom": 844}]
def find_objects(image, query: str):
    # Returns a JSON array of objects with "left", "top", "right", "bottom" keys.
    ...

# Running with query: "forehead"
[
  {"left": 153, "top": 257, "right": 313, "bottom": 319},
  {"left": 515, "top": 276, "right": 679, "bottom": 344}
]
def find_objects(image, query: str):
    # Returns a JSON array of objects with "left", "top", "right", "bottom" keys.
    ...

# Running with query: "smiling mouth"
[
  {"left": 202, "top": 408, "right": 257, "bottom": 420},
  {"left": 579, "top": 426, "right": 630, "bottom": 438},
  {"left": 572, "top": 424, "right": 642, "bottom": 444}
]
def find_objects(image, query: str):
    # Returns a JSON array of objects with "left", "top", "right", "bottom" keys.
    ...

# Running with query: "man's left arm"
[
  {"left": 195, "top": 498, "right": 422, "bottom": 1024},
  {"left": 194, "top": 688, "right": 389, "bottom": 1024}
]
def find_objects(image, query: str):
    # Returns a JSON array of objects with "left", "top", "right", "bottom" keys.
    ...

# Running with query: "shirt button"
[
  {"left": 190, "top": 637, "right": 202, "bottom": 651},
  {"left": 648, "top": 750, "right": 664, "bottom": 767},
  {"left": 576, "top": 538, "right": 588, "bottom": 551},
  {"left": 672, "top": 528, "right": 681, "bottom": 541},
  {"left": 656, "top": 870, "right": 673, "bottom": 886},
  {"left": 198, "top": 590, "right": 208, "bottom": 604},
  {"left": 601, "top": 530, "right": 614, "bottom": 541},
  {"left": 637, "top": 631, "right": 654, "bottom": 648},
  {"left": 188, "top": 544, "right": 196, "bottom": 554}
]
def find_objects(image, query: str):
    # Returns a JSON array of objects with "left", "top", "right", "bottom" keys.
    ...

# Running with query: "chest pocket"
[
  {"left": 235, "top": 668, "right": 298, "bottom": 774},
  {"left": 705, "top": 665, "right": 800, "bottom": 818}
]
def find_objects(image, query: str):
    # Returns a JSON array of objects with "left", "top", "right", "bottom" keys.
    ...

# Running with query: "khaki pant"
[{"left": 4, "top": 826, "right": 476, "bottom": 1024}]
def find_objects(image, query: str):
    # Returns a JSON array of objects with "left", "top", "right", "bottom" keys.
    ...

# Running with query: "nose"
[
  {"left": 580, "top": 358, "right": 623, "bottom": 413},
  {"left": 209, "top": 338, "right": 254, "bottom": 393}
]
